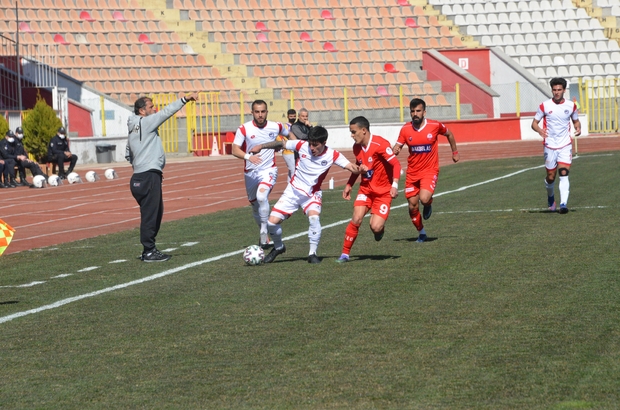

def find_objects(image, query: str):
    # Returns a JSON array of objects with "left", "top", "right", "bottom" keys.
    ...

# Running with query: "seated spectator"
[
  {"left": 0, "top": 130, "right": 18, "bottom": 187},
  {"left": 48, "top": 127, "right": 78, "bottom": 179},
  {"left": 14, "top": 127, "right": 45, "bottom": 186}
]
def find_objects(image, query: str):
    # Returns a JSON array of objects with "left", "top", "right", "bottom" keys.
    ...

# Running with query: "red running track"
[{"left": 2, "top": 136, "right": 619, "bottom": 255}]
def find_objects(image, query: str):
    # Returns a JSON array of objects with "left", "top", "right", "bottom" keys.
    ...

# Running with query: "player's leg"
[
  {"left": 338, "top": 202, "right": 369, "bottom": 262},
  {"left": 304, "top": 192, "right": 323, "bottom": 263},
  {"left": 264, "top": 186, "right": 298, "bottom": 263},
  {"left": 256, "top": 169, "right": 278, "bottom": 243},
  {"left": 544, "top": 147, "right": 558, "bottom": 211},
  {"left": 369, "top": 194, "right": 392, "bottom": 241},
  {"left": 557, "top": 145, "right": 572, "bottom": 214},
  {"left": 245, "top": 173, "right": 265, "bottom": 243},
  {"left": 419, "top": 173, "right": 438, "bottom": 220},
  {"left": 405, "top": 180, "right": 426, "bottom": 240}
]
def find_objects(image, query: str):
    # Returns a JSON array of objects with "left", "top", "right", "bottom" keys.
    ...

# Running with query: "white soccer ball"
[
  {"left": 85, "top": 170, "right": 99, "bottom": 182},
  {"left": 243, "top": 245, "right": 264, "bottom": 265},
  {"left": 48, "top": 174, "right": 62, "bottom": 186},
  {"left": 32, "top": 175, "right": 47, "bottom": 188},
  {"left": 67, "top": 172, "right": 82, "bottom": 184},
  {"left": 104, "top": 168, "right": 118, "bottom": 180}
]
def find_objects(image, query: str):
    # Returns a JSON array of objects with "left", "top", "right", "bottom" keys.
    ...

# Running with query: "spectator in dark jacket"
[
  {"left": 13, "top": 126, "right": 45, "bottom": 186},
  {"left": 0, "top": 130, "right": 18, "bottom": 187},
  {"left": 48, "top": 127, "right": 78, "bottom": 179}
]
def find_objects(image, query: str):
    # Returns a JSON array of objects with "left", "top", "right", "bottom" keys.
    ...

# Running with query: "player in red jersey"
[
  {"left": 393, "top": 98, "right": 459, "bottom": 242},
  {"left": 336, "top": 116, "right": 402, "bottom": 263}
]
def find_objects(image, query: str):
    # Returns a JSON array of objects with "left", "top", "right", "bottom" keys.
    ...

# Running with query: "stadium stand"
[
  {"left": 1, "top": 0, "right": 472, "bottom": 125},
  {"left": 430, "top": 0, "right": 620, "bottom": 84}
]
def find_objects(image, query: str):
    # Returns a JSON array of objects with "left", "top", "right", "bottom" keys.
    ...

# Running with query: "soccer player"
[
  {"left": 393, "top": 98, "right": 460, "bottom": 242},
  {"left": 232, "top": 100, "right": 290, "bottom": 247},
  {"left": 248, "top": 126, "right": 362, "bottom": 264},
  {"left": 336, "top": 116, "right": 402, "bottom": 263},
  {"left": 531, "top": 77, "right": 581, "bottom": 214}
]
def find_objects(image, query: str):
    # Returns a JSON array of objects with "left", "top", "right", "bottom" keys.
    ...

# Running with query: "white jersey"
[
  {"left": 234, "top": 120, "right": 288, "bottom": 172},
  {"left": 534, "top": 98, "right": 579, "bottom": 149},
  {"left": 286, "top": 140, "right": 351, "bottom": 196}
]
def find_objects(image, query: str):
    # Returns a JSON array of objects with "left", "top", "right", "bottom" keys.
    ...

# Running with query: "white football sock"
[
  {"left": 267, "top": 221, "right": 283, "bottom": 249},
  {"left": 545, "top": 178, "right": 555, "bottom": 198},
  {"left": 308, "top": 215, "right": 321, "bottom": 255},
  {"left": 251, "top": 201, "right": 261, "bottom": 227},
  {"left": 559, "top": 176, "right": 570, "bottom": 205}
]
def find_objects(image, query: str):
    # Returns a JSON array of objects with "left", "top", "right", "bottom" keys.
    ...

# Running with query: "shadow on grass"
[
  {"left": 0, "top": 300, "right": 19, "bottom": 305},
  {"left": 394, "top": 236, "right": 439, "bottom": 243}
]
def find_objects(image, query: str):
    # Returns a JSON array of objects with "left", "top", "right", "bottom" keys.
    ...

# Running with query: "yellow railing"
[
  {"left": 186, "top": 91, "right": 221, "bottom": 154},
  {"left": 580, "top": 78, "right": 619, "bottom": 133}
]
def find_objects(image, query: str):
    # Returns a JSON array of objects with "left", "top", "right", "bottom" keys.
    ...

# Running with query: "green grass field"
[{"left": 1, "top": 152, "right": 619, "bottom": 409}]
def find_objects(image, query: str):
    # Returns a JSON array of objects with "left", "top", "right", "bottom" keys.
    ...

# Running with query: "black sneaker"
[
  {"left": 7, "top": 180, "right": 17, "bottom": 188},
  {"left": 558, "top": 204, "right": 569, "bottom": 214},
  {"left": 0, "top": 181, "right": 5, "bottom": 188},
  {"left": 373, "top": 229, "right": 384, "bottom": 242},
  {"left": 263, "top": 245, "right": 286, "bottom": 263},
  {"left": 423, "top": 204, "right": 432, "bottom": 220},
  {"left": 142, "top": 249, "right": 172, "bottom": 262},
  {"left": 17, "top": 179, "right": 29, "bottom": 187},
  {"left": 307, "top": 253, "right": 321, "bottom": 264},
  {"left": 59, "top": 174, "right": 67, "bottom": 180}
]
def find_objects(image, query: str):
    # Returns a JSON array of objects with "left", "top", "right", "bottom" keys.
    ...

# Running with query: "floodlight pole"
[{"left": 15, "top": 1, "right": 23, "bottom": 111}]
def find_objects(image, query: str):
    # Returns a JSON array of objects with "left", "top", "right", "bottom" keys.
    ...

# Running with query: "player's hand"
[
  {"left": 358, "top": 164, "right": 368, "bottom": 173},
  {"left": 393, "top": 145, "right": 401, "bottom": 155},
  {"left": 185, "top": 93, "right": 199, "bottom": 102},
  {"left": 540, "top": 127, "right": 548, "bottom": 139},
  {"left": 249, "top": 145, "right": 262, "bottom": 154},
  {"left": 390, "top": 187, "right": 399, "bottom": 198},
  {"left": 574, "top": 128, "right": 581, "bottom": 137},
  {"left": 249, "top": 154, "right": 262, "bottom": 165},
  {"left": 342, "top": 184, "right": 352, "bottom": 200},
  {"left": 452, "top": 152, "right": 460, "bottom": 163}
]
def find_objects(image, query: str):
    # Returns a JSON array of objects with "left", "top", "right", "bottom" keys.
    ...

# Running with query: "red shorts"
[
  {"left": 404, "top": 170, "right": 438, "bottom": 199},
  {"left": 353, "top": 190, "right": 393, "bottom": 220}
]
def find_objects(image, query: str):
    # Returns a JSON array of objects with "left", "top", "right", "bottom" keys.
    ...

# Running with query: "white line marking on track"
[
  {"left": 77, "top": 267, "right": 99, "bottom": 272},
  {"left": 0, "top": 160, "right": 598, "bottom": 324}
]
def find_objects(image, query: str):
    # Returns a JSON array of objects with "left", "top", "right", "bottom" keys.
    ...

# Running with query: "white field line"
[{"left": 0, "top": 159, "right": 602, "bottom": 324}]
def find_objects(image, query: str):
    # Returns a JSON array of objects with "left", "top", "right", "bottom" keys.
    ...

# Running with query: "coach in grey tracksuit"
[{"left": 125, "top": 93, "right": 197, "bottom": 262}]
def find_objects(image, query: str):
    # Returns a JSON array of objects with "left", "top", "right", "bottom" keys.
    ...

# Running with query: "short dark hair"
[
  {"left": 251, "top": 100, "right": 268, "bottom": 110},
  {"left": 349, "top": 116, "right": 370, "bottom": 131},
  {"left": 134, "top": 96, "right": 152, "bottom": 115},
  {"left": 410, "top": 98, "right": 426, "bottom": 111},
  {"left": 549, "top": 77, "right": 567, "bottom": 89},
  {"left": 287, "top": 109, "right": 296, "bottom": 115},
  {"left": 307, "top": 125, "right": 328, "bottom": 143}
]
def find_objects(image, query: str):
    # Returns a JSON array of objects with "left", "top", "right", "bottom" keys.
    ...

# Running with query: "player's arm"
[
  {"left": 572, "top": 118, "right": 581, "bottom": 137},
  {"left": 232, "top": 143, "right": 262, "bottom": 165},
  {"left": 531, "top": 105, "right": 547, "bottom": 139},
  {"left": 248, "top": 140, "right": 285, "bottom": 154},
  {"left": 392, "top": 142, "right": 404, "bottom": 155},
  {"left": 443, "top": 129, "right": 460, "bottom": 163},
  {"left": 343, "top": 173, "right": 359, "bottom": 200},
  {"left": 382, "top": 146, "right": 401, "bottom": 198}
]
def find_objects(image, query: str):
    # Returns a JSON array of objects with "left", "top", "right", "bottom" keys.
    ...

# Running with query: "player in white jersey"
[
  {"left": 248, "top": 126, "right": 362, "bottom": 264},
  {"left": 532, "top": 77, "right": 581, "bottom": 214},
  {"left": 232, "top": 100, "right": 289, "bottom": 246}
]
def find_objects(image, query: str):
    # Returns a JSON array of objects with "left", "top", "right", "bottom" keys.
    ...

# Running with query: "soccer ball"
[{"left": 243, "top": 245, "right": 264, "bottom": 265}]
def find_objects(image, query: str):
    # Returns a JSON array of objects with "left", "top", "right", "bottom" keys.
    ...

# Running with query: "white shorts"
[
  {"left": 270, "top": 185, "right": 322, "bottom": 219},
  {"left": 544, "top": 144, "right": 572, "bottom": 170},
  {"left": 245, "top": 167, "right": 278, "bottom": 201}
]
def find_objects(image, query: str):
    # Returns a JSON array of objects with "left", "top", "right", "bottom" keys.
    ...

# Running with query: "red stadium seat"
[
  {"left": 300, "top": 32, "right": 314, "bottom": 42},
  {"left": 53, "top": 34, "right": 69, "bottom": 44},
  {"left": 255, "top": 21, "right": 269, "bottom": 31},
  {"left": 256, "top": 32, "right": 269, "bottom": 42},
  {"left": 323, "top": 42, "right": 337, "bottom": 52},
  {"left": 320, "top": 10, "right": 334, "bottom": 20},
  {"left": 79, "top": 11, "right": 95, "bottom": 22},
  {"left": 112, "top": 11, "right": 127, "bottom": 22},
  {"left": 384, "top": 63, "right": 398, "bottom": 73}
]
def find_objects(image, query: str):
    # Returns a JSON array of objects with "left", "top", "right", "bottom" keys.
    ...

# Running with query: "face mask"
[
  {"left": 16, "top": 133, "right": 23, "bottom": 140},
  {"left": 59, "top": 134, "right": 66, "bottom": 139},
  {"left": 7, "top": 137, "right": 15, "bottom": 143}
]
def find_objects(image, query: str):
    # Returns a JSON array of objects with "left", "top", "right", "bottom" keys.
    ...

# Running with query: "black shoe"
[
  {"left": 17, "top": 178, "right": 29, "bottom": 186},
  {"left": 141, "top": 249, "right": 172, "bottom": 262},
  {"left": 423, "top": 204, "right": 432, "bottom": 220},
  {"left": 307, "top": 253, "right": 321, "bottom": 264},
  {"left": 59, "top": 174, "right": 67, "bottom": 180},
  {"left": 7, "top": 179, "right": 17, "bottom": 188},
  {"left": 0, "top": 181, "right": 5, "bottom": 188},
  {"left": 374, "top": 229, "right": 384, "bottom": 242},
  {"left": 263, "top": 245, "right": 286, "bottom": 263},
  {"left": 558, "top": 204, "right": 569, "bottom": 214}
]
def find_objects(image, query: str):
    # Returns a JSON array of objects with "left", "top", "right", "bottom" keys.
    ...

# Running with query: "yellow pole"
[
  {"left": 344, "top": 87, "right": 348, "bottom": 125},
  {"left": 455, "top": 83, "right": 460, "bottom": 120},
  {"left": 515, "top": 81, "right": 520, "bottom": 118},
  {"left": 100, "top": 95, "right": 106, "bottom": 137},
  {"left": 399, "top": 85, "right": 404, "bottom": 123},
  {"left": 290, "top": 89, "right": 294, "bottom": 109},
  {"left": 615, "top": 78, "right": 619, "bottom": 132},
  {"left": 240, "top": 91, "right": 244, "bottom": 125}
]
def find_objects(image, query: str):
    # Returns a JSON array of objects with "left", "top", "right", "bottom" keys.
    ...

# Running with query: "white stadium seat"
[
  {"left": 599, "top": 52, "right": 611, "bottom": 63},
  {"left": 565, "top": 55, "right": 576, "bottom": 65},
  {"left": 548, "top": 32, "right": 559, "bottom": 43},
  {"left": 557, "top": 66, "right": 570, "bottom": 77},
  {"left": 569, "top": 66, "right": 581, "bottom": 77},
  {"left": 561, "top": 43, "right": 573, "bottom": 54}
]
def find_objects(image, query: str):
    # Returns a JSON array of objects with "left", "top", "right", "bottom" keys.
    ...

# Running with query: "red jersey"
[
  {"left": 347, "top": 135, "right": 401, "bottom": 196},
  {"left": 397, "top": 119, "right": 448, "bottom": 175}
]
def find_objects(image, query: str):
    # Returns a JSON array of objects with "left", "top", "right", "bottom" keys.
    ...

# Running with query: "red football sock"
[
  {"left": 342, "top": 221, "right": 361, "bottom": 255},
  {"left": 409, "top": 208, "right": 423, "bottom": 231}
]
